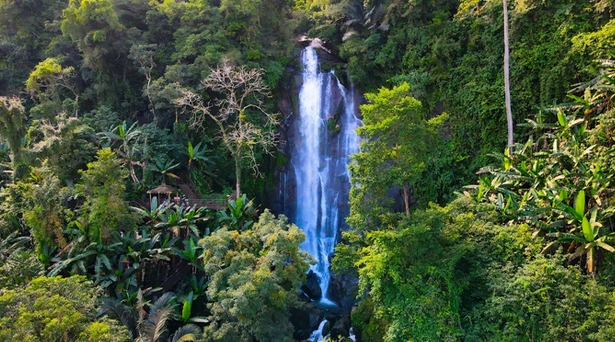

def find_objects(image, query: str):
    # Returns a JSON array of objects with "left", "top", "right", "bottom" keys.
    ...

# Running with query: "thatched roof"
[{"left": 147, "top": 183, "right": 177, "bottom": 195}]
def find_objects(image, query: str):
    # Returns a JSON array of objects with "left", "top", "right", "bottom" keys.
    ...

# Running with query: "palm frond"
[
  {"left": 98, "top": 297, "right": 138, "bottom": 339},
  {"left": 144, "top": 305, "right": 175, "bottom": 342},
  {"left": 171, "top": 324, "right": 203, "bottom": 342}
]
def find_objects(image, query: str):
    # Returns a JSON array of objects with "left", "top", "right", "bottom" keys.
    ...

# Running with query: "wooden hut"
[{"left": 147, "top": 183, "right": 178, "bottom": 205}]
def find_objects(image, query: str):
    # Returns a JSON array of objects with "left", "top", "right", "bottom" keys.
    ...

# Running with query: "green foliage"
[
  {"left": 0, "top": 234, "right": 43, "bottom": 289},
  {"left": 353, "top": 209, "right": 463, "bottom": 341},
  {"left": 348, "top": 82, "right": 446, "bottom": 229},
  {"left": 0, "top": 275, "right": 129, "bottom": 341},
  {"left": 61, "top": 0, "right": 124, "bottom": 69},
  {"left": 469, "top": 81, "right": 615, "bottom": 274},
  {"left": 27, "top": 114, "right": 97, "bottom": 180},
  {"left": 572, "top": 18, "right": 615, "bottom": 60},
  {"left": 216, "top": 193, "right": 257, "bottom": 230},
  {"left": 98, "top": 290, "right": 192, "bottom": 342},
  {"left": 19, "top": 163, "right": 73, "bottom": 252},
  {"left": 466, "top": 254, "right": 615, "bottom": 341},
  {"left": 77, "top": 148, "right": 133, "bottom": 242},
  {"left": 340, "top": 54, "right": 615, "bottom": 340},
  {"left": 0, "top": 96, "right": 27, "bottom": 180},
  {"left": 200, "top": 210, "right": 309, "bottom": 342},
  {"left": 337, "top": 193, "right": 615, "bottom": 341}
]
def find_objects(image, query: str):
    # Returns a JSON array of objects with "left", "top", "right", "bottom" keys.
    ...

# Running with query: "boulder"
[
  {"left": 329, "top": 315, "right": 351, "bottom": 340},
  {"left": 301, "top": 270, "right": 323, "bottom": 301},
  {"left": 291, "top": 302, "right": 323, "bottom": 340}
]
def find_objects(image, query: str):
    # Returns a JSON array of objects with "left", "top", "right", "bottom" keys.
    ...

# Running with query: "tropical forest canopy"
[{"left": 1, "top": 0, "right": 615, "bottom": 341}]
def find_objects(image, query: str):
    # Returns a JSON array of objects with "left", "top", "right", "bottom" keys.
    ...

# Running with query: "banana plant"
[
  {"left": 469, "top": 102, "right": 615, "bottom": 274},
  {"left": 188, "top": 274, "right": 208, "bottom": 299},
  {"left": 548, "top": 190, "right": 615, "bottom": 274},
  {"left": 179, "top": 291, "right": 209, "bottom": 324},
  {"left": 98, "top": 121, "right": 146, "bottom": 183},
  {"left": 101, "top": 260, "right": 138, "bottom": 298},
  {"left": 156, "top": 204, "right": 208, "bottom": 239},
  {"left": 131, "top": 196, "right": 173, "bottom": 225},
  {"left": 185, "top": 141, "right": 214, "bottom": 171},
  {"left": 173, "top": 237, "right": 203, "bottom": 272},
  {"left": 148, "top": 156, "right": 180, "bottom": 184},
  {"left": 48, "top": 236, "right": 121, "bottom": 278},
  {"left": 217, "top": 194, "right": 257, "bottom": 231}
]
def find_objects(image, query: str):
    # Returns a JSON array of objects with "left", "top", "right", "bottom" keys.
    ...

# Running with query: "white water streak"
[{"left": 293, "top": 47, "right": 361, "bottom": 305}]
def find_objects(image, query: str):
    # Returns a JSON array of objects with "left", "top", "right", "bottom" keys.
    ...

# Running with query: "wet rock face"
[
  {"left": 328, "top": 270, "right": 359, "bottom": 312},
  {"left": 291, "top": 302, "right": 323, "bottom": 340},
  {"left": 302, "top": 271, "right": 323, "bottom": 301},
  {"left": 329, "top": 315, "right": 351, "bottom": 340}
]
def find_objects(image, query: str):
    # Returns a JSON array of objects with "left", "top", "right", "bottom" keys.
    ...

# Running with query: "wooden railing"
[
  {"left": 191, "top": 197, "right": 227, "bottom": 210},
  {"left": 177, "top": 182, "right": 227, "bottom": 210}
]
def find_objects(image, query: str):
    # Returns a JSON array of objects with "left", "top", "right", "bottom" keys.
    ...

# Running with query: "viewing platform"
[{"left": 147, "top": 182, "right": 228, "bottom": 211}]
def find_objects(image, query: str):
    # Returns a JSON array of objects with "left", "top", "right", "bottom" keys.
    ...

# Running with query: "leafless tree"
[
  {"left": 129, "top": 44, "right": 157, "bottom": 120},
  {"left": 175, "top": 60, "right": 279, "bottom": 198}
]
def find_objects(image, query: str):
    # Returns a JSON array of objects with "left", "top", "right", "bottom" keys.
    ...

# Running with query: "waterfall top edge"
[{"left": 302, "top": 47, "right": 320, "bottom": 75}]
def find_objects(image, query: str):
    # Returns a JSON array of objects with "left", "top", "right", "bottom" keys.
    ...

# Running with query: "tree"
[
  {"left": 99, "top": 121, "right": 146, "bottom": 184},
  {"left": 19, "top": 163, "right": 72, "bottom": 253},
  {"left": 348, "top": 83, "right": 446, "bottom": 230},
  {"left": 175, "top": 60, "right": 279, "bottom": 198},
  {"left": 61, "top": 0, "right": 125, "bottom": 69},
  {"left": 129, "top": 44, "right": 158, "bottom": 120},
  {"left": 0, "top": 275, "right": 130, "bottom": 341},
  {"left": 25, "top": 58, "right": 79, "bottom": 116},
  {"left": 200, "top": 210, "right": 309, "bottom": 341},
  {"left": 0, "top": 97, "right": 27, "bottom": 181},
  {"left": 27, "top": 114, "right": 96, "bottom": 180},
  {"left": 77, "top": 148, "right": 133, "bottom": 242}
]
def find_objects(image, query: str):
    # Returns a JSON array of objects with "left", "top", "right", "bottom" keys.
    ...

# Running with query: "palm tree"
[
  {"left": 99, "top": 291, "right": 203, "bottom": 342},
  {"left": 185, "top": 141, "right": 214, "bottom": 172},
  {"left": 148, "top": 157, "right": 180, "bottom": 184},
  {"left": 184, "top": 141, "right": 217, "bottom": 190},
  {"left": 99, "top": 121, "right": 146, "bottom": 183},
  {"left": 48, "top": 236, "right": 121, "bottom": 280},
  {"left": 169, "top": 324, "right": 203, "bottom": 342}
]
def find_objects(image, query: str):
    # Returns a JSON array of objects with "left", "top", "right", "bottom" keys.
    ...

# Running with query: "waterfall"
[{"left": 288, "top": 46, "right": 361, "bottom": 305}]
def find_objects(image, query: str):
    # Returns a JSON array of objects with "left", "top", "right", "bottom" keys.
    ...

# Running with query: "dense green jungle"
[{"left": 2, "top": 0, "right": 615, "bottom": 340}]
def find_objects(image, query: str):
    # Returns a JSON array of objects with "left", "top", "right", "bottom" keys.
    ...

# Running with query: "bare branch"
[{"left": 174, "top": 60, "right": 279, "bottom": 197}]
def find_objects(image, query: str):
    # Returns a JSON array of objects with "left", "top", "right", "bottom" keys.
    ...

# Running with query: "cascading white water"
[
  {"left": 291, "top": 46, "right": 361, "bottom": 306},
  {"left": 308, "top": 319, "right": 329, "bottom": 342}
]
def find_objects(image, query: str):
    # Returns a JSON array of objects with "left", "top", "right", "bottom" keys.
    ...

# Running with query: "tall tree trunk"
[
  {"left": 403, "top": 183, "right": 410, "bottom": 217},
  {"left": 503, "top": 0, "right": 514, "bottom": 154},
  {"left": 235, "top": 158, "right": 241, "bottom": 199}
]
